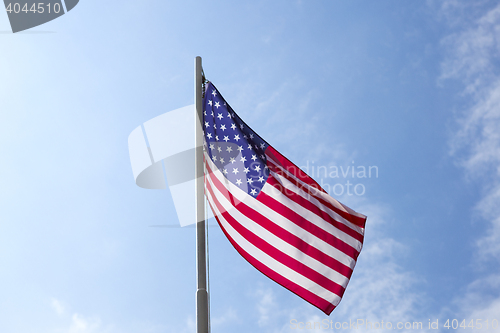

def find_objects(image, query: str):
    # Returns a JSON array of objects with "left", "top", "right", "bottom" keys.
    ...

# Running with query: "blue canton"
[{"left": 203, "top": 82, "right": 269, "bottom": 197}]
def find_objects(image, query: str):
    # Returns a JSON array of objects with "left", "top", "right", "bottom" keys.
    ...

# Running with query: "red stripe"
[
  {"left": 205, "top": 191, "right": 337, "bottom": 315},
  {"left": 206, "top": 168, "right": 346, "bottom": 297},
  {"left": 266, "top": 159, "right": 362, "bottom": 226},
  {"left": 264, "top": 174, "right": 364, "bottom": 244},
  {"left": 264, "top": 176, "right": 362, "bottom": 260},
  {"left": 265, "top": 146, "right": 326, "bottom": 193},
  {"left": 265, "top": 147, "right": 367, "bottom": 228},
  {"left": 267, "top": 158, "right": 367, "bottom": 229},
  {"left": 206, "top": 161, "right": 353, "bottom": 277}
]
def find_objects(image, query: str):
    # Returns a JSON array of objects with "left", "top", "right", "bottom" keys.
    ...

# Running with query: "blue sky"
[{"left": 1, "top": 1, "right": 500, "bottom": 332}]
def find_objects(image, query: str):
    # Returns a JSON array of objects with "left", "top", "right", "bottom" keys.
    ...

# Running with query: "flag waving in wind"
[{"left": 203, "top": 82, "right": 367, "bottom": 315}]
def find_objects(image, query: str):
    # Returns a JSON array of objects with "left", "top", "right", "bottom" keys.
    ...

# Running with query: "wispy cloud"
[
  {"left": 443, "top": 2, "right": 500, "bottom": 263},
  {"left": 440, "top": 0, "right": 500, "bottom": 328},
  {"left": 445, "top": 273, "right": 500, "bottom": 333},
  {"left": 255, "top": 287, "right": 279, "bottom": 327},
  {"left": 68, "top": 314, "right": 105, "bottom": 333},
  {"left": 210, "top": 307, "right": 238, "bottom": 328},
  {"left": 51, "top": 298, "right": 66, "bottom": 316},
  {"left": 49, "top": 299, "right": 117, "bottom": 333}
]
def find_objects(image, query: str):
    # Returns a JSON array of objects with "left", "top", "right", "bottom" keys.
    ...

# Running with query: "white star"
[
  {"left": 258, "top": 176, "right": 265, "bottom": 183},
  {"left": 247, "top": 144, "right": 253, "bottom": 150},
  {"left": 254, "top": 145, "right": 258, "bottom": 149},
  {"left": 244, "top": 167, "right": 250, "bottom": 174},
  {"left": 211, "top": 111, "right": 214, "bottom": 116},
  {"left": 223, "top": 168, "right": 228, "bottom": 175},
  {"left": 237, "top": 145, "right": 244, "bottom": 152},
  {"left": 220, "top": 124, "right": 226, "bottom": 131},
  {"left": 247, "top": 178, "right": 254, "bottom": 184},
  {"left": 207, "top": 133, "right": 212, "bottom": 139},
  {"left": 215, "top": 135, "right": 219, "bottom": 141},
  {"left": 217, "top": 113, "right": 223, "bottom": 120},
  {"left": 223, "top": 136, "right": 230, "bottom": 142},
  {"left": 211, "top": 155, "right": 217, "bottom": 162},
  {"left": 209, "top": 143, "right": 215, "bottom": 150},
  {"left": 208, "top": 100, "right": 213, "bottom": 106},
  {"left": 243, "top": 135, "right": 248, "bottom": 139},
  {"left": 232, "top": 168, "right": 239, "bottom": 174},
  {"left": 250, "top": 189, "right": 257, "bottom": 195},
  {"left": 250, "top": 134, "right": 254, "bottom": 139},
  {"left": 240, "top": 124, "right": 244, "bottom": 129},
  {"left": 260, "top": 143, "right": 266, "bottom": 149},
  {"left": 204, "top": 110, "right": 207, "bottom": 116},
  {"left": 254, "top": 165, "right": 261, "bottom": 172},
  {"left": 251, "top": 155, "right": 257, "bottom": 161},
  {"left": 212, "top": 90, "right": 217, "bottom": 97},
  {"left": 215, "top": 101, "right": 220, "bottom": 109},
  {"left": 240, "top": 156, "right": 247, "bottom": 162},
  {"left": 264, "top": 165, "right": 269, "bottom": 170},
  {"left": 226, "top": 146, "right": 233, "bottom": 153},
  {"left": 236, "top": 179, "right": 242, "bottom": 186},
  {"left": 234, "top": 134, "right": 240, "bottom": 141},
  {"left": 231, "top": 123, "right": 236, "bottom": 130},
  {"left": 217, "top": 146, "right": 222, "bottom": 152},
  {"left": 227, "top": 113, "right": 232, "bottom": 119},
  {"left": 260, "top": 154, "right": 265, "bottom": 159},
  {"left": 220, "top": 157, "right": 225, "bottom": 164},
  {"left": 213, "top": 123, "right": 216, "bottom": 129},
  {"left": 229, "top": 157, "right": 236, "bottom": 164}
]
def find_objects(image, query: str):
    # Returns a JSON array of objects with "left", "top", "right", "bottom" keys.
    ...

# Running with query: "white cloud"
[
  {"left": 439, "top": 2, "right": 500, "bottom": 91},
  {"left": 475, "top": 187, "right": 500, "bottom": 262},
  {"left": 255, "top": 288, "right": 278, "bottom": 327},
  {"left": 440, "top": 1, "right": 500, "bottom": 328},
  {"left": 447, "top": 274, "right": 500, "bottom": 332},
  {"left": 210, "top": 307, "right": 238, "bottom": 328},
  {"left": 48, "top": 299, "right": 116, "bottom": 333},
  {"left": 51, "top": 298, "right": 66, "bottom": 316},
  {"left": 443, "top": 2, "right": 500, "bottom": 263},
  {"left": 68, "top": 314, "right": 104, "bottom": 333},
  {"left": 180, "top": 316, "right": 196, "bottom": 333},
  {"left": 450, "top": 79, "right": 500, "bottom": 178}
]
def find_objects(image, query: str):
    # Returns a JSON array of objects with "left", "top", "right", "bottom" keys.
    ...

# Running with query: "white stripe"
[
  {"left": 205, "top": 182, "right": 341, "bottom": 306},
  {"left": 206, "top": 170, "right": 350, "bottom": 289},
  {"left": 266, "top": 154, "right": 366, "bottom": 220},
  {"left": 266, "top": 172, "right": 363, "bottom": 252},
  {"left": 205, "top": 154, "right": 356, "bottom": 269},
  {"left": 266, "top": 156, "right": 365, "bottom": 235}
]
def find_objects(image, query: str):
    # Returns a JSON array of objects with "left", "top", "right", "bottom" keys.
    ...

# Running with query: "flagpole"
[{"left": 195, "top": 56, "right": 209, "bottom": 333}]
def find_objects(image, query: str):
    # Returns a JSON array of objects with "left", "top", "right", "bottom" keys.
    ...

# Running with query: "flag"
[{"left": 203, "top": 82, "right": 367, "bottom": 315}]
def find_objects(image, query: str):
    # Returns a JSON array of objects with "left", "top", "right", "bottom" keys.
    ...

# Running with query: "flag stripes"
[
  {"left": 265, "top": 146, "right": 367, "bottom": 229},
  {"left": 205, "top": 148, "right": 366, "bottom": 315},
  {"left": 206, "top": 154, "right": 356, "bottom": 269},
  {"left": 205, "top": 160, "right": 342, "bottom": 314},
  {"left": 205, "top": 158, "right": 350, "bottom": 289},
  {"left": 202, "top": 81, "right": 367, "bottom": 315},
  {"left": 260, "top": 176, "right": 362, "bottom": 255}
]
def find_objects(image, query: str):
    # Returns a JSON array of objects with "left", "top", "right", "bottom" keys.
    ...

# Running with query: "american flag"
[{"left": 203, "top": 82, "right": 367, "bottom": 315}]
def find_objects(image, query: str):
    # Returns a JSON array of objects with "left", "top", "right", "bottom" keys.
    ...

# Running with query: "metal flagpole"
[{"left": 195, "top": 56, "right": 209, "bottom": 333}]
